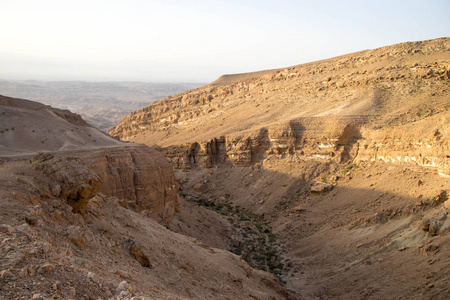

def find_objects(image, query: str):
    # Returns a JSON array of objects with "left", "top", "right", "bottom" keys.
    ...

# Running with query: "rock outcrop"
[
  {"left": 32, "top": 152, "right": 103, "bottom": 212},
  {"left": 30, "top": 146, "right": 180, "bottom": 221},
  {"left": 80, "top": 145, "right": 179, "bottom": 221},
  {"left": 356, "top": 114, "right": 450, "bottom": 176},
  {"left": 164, "top": 116, "right": 364, "bottom": 170}
]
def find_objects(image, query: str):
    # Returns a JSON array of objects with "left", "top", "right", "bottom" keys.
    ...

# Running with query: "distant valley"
[{"left": 0, "top": 80, "right": 204, "bottom": 131}]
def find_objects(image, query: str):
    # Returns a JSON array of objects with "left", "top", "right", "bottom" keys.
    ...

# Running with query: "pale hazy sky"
[{"left": 1, "top": 0, "right": 449, "bottom": 82}]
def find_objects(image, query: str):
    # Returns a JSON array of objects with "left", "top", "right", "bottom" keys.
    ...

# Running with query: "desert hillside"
[
  {"left": 111, "top": 38, "right": 449, "bottom": 150},
  {"left": 0, "top": 96, "right": 294, "bottom": 299},
  {"left": 0, "top": 94, "right": 125, "bottom": 156},
  {"left": 110, "top": 38, "right": 450, "bottom": 299}
]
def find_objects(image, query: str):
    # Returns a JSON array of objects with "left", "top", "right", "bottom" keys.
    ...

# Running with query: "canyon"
[
  {"left": 0, "top": 37, "right": 449, "bottom": 299},
  {"left": 110, "top": 37, "right": 450, "bottom": 299},
  {"left": 0, "top": 95, "right": 293, "bottom": 299}
]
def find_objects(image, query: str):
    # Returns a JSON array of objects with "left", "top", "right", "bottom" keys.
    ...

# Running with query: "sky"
[{"left": 0, "top": 0, "right": 449, "bottom": 83}]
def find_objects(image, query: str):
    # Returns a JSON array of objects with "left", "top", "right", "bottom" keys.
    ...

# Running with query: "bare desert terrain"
[{"left": 1, "top": 37, "right": 449, "bottom": 299}]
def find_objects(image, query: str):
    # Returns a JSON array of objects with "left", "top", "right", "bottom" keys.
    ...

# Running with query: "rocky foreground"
[{"left": 110, "top": 38, "right": 450, "bottom": 299}]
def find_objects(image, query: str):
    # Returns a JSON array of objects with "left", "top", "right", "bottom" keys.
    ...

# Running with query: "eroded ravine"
[{"left": 109, "top": 38, "right": 450, "bottom": 299}]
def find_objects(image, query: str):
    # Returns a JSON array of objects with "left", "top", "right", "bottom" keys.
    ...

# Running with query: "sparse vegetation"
[
  {"left": 342, "top": 163, "right": 358, "bottom": 175},
  {"left": 185, "top": 193, "right": 289, "bottom": 283}
]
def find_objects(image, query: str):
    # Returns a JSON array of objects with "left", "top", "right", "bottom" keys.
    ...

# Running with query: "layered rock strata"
[
  {"left": 111, "top": 38, "right": 450, "bottom": 174},
  {"left": 80, "top": 145, "right": 179, "bottom": 221},
  {"left": 164, "top": 113, "right": 449, "bottom": 177},
  {"left": 29, "top": 145, "right": 179, "bottom": 222},
  {"left": 164, "top": 116, "right": 364, "bottom": 170}
]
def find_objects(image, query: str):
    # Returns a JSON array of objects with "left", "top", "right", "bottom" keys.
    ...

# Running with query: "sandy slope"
[
  {"left": 176, "top": 156, "right": 450, "bottom": 299},
  {"left": 0, "top": 95, "right": 123, "bottom": 156},
  {"left": 110, "top": 37, "right": 450, "bottom": 147}
]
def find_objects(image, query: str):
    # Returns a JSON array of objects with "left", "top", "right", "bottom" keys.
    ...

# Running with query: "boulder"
[{"left": 310, "top": 183, "right": 334, "bottom": 193}]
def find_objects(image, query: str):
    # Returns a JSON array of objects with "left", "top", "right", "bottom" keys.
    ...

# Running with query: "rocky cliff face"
[
  {"left": 164, "top": 111, "right": 449, "bottom": 178},
  {"left": 80, "top": 145, "right": 179, "bottom": 221},
  {"left": 110, "top": 38, "right": 450, "bottom": 174},
  {"left": 356, "top": 113, "right": 450, "bottom": 176},
  {"left": 164, "top": 116, "right": 365, "bottom": 170},
  {"left": 30, "top": 145, "right": 180, "bottom": 222}
]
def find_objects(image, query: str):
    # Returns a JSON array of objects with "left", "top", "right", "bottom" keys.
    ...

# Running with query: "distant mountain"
[{"left": 0, "top": 80, "right": 204, "bottom": 131}]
